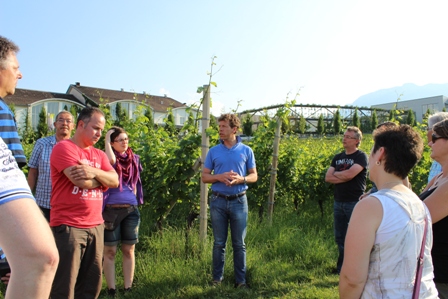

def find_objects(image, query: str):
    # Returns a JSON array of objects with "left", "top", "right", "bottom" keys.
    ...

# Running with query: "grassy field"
[
  {"left": 0, "top": 200, "right": 340, "bottom": 298},
  {"left": 95, "top": 200, "right": 340, "bottom": 299}
]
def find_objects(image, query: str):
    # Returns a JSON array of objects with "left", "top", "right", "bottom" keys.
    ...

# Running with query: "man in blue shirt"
[
  {"left": 202, "top": 113, "right": 257, "bottom": 288},
  {"left": 27, "top": 110, "right": 75, "bottom": 221}
]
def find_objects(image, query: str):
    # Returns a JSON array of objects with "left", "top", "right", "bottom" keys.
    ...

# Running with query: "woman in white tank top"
[{"left": 339, "top": 124, "right": 438, "bottom": 299}]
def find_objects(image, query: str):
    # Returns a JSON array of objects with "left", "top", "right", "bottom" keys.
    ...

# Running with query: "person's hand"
[
  {"left": 105, "top": 129, "right": 115, "bottom": 144},
  {"left": 226, "top": 170, "right": 241, "bottom": 186},
  {"left": 70, "top": 161, "right": 96, "bottom": 180},
  {"left": 1, "top": 273, "right": 10, "bottom": 285},
  {"left": 218, "top": 170, "right": 240, "bottom": 186}
]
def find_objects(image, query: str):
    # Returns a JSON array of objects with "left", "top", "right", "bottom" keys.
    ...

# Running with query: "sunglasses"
[{"left": 432, "top": 133, "right": 448, "bottom": 143}]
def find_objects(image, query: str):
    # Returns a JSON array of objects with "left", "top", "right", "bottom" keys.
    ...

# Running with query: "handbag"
[{"left": 412, "top": 217, "right": 428, "bottom": 299}]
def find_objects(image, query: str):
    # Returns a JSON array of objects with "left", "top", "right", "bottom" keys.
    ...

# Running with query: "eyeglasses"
[
  {"left": 343, "top": 135, "right": 357, "bottom": 140},
  {"left": 114, "top": 137, "right": 129, "bottom": 143},
  {"left": 56, "top": 118, "right": 73, "bottom": 124},
  {"left": 431, "top": 133, "right": 448, "bottom": 143}
]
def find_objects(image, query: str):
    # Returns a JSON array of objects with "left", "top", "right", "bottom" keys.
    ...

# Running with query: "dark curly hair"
[
  {"left": 0, "top": 36, "right": 19, "bottom": 70},
  {"left": 372, "top": 124, "right": 423, "bottom": 179}
]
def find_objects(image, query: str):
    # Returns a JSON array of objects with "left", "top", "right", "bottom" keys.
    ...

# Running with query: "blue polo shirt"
[{"left": 204, "top": 137, "right": 256, "bottom": 195}]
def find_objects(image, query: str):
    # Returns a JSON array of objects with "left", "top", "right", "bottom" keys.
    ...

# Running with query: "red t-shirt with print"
[{"left": 50, "top": 140, "right": 113, "bottom": 228}]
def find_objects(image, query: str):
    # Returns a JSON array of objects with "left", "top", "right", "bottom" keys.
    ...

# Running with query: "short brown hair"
[
  {"left": 372, "top": 125, "right": 423, "bottom": 179},
  {"left": 373, "top": 121, "right": 398, "bottom": 137},
  {"left": 218, "top": 113, "right": 241, "bottom": 129}
]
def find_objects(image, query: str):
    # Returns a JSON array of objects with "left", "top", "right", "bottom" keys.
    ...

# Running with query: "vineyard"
[
  {"left": 21, "top": 102, "right": 431, "bottom": 230},
  {"left": 12, "top": 103, "right": 435, "bottom": 298}
]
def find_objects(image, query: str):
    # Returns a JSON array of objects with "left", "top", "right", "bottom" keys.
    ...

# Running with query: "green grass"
[
  {"left": 96, "top": 200, "right": 339, "bottom": 299},
  {"left": 0, "top": 200, "right": 340, "bottom": 299}
]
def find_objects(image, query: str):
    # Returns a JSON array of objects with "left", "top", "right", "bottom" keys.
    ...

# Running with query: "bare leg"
[
  {"left": 0, "top": 198, "right": 59, "bottom": 299},
  {"left": 121, "top": 244, "right": 135, "bottom": 289},
  {"left": 103, "top": 245, "right": 117, "bottom": 289}
]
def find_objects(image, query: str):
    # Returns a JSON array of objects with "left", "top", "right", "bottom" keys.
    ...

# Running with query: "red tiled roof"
[
  {"left": 5, "top": 88, "right": 83, "bottom": 106},
  {"left": 70, "top": 84, "right": 186, "bottom": 112}
]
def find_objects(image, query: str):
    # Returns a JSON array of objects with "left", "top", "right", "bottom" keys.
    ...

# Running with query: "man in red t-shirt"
[{"left": 50, "top": 107, "right": 119, "bottom": 299}]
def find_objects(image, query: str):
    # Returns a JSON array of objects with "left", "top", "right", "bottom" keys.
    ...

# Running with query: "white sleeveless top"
[{"left": 361, "top": 189, "right": 438, "bottom": 299}]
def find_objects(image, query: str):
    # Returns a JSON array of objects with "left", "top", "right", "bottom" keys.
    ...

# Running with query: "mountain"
[{"left": 351, "top": 83, "right": 448, "bottom": 107}]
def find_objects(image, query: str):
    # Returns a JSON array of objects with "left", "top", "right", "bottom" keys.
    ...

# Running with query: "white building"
[{"left": 372, "top": 95, "right": 448, "bottom": 123}]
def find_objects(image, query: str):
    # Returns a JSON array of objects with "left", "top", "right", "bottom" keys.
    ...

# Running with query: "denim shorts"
[{"left": 104, "top": 208, "right": 140, "bottom": 246}]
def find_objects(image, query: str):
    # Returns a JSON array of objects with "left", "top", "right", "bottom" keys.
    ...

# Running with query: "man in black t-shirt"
[{"left": 325, "top": 126, "right": 368, "bottom": 274}]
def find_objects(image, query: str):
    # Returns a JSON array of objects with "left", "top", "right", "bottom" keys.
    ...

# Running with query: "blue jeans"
[
  {"left": 210, "top": 193, "right": 248, "bottom": 284},
  {"left": 334, "top": 201, "right": 357, "bottom": 273},
  {"left": 104, "top": 208, "right": 141, "bottom": 246}
]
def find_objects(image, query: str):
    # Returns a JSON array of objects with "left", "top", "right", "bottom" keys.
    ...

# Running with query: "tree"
[
  {"left": 406, "top": 109, "right": 416, "bottom": 126},
  {"left": 144, "top": 108, "right": 154, "bottom": 129},
  {"left": 183, "top": 109, "right": 197, "bottom": 134},
  {"left": 443, "top": 107, "right": 447, "bottom": 112},
  {"left": 164, "top": 108, "right": 176, "bottom": 137},
  {"left": 242, "top": 114, "right": 253, "bottom": 136},
  {"left": 317, "top": 114, "right": 325, "bottom": 135},
  {"left": 297, "top": 114, "right": 307, "bottom": 134},
  {"left": 36, "top": 106, "right": 49, "bottom": 139},
  {"left": 70, "top": 105, "right": 79, "bottom": 124},
  {"left": 371, "top": 109, "right": 378, "bottom": 131},
  {"left": 352, "top": 108, "right": 360, "bottom": 128},
  {"left": 114, "top": 103, "right": 128, "bottom": 127},
  {"left": 388, "top": 105, "right": 397, "bottom": 122},
  {"left": 21, "top": 109, "right": 35, "bottom": 144},
  {"left": 333, "top": 109, "right": 342, "bottom": 135},
  {"left": 280, "top": 117, "right": 291, "bottom": 134}
]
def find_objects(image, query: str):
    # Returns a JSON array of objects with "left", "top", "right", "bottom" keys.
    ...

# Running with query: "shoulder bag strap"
[{"left": 412, "top": 216, "right": 428, "bottom": 299}]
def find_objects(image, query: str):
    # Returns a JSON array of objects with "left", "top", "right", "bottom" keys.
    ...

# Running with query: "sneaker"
[
  {"left": 106, "top": 288, "right": 116, "bottom": 297},
  {"left": 123, "top": 288, "right": 132, "bottom": 296}
]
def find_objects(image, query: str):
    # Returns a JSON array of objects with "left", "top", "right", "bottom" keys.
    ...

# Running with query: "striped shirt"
[
  {"left": 28, "top": 135, "right": 57, "bottom": 209},
  {"left": 0, "top": 97, "right": 26, "bottom": 167}
]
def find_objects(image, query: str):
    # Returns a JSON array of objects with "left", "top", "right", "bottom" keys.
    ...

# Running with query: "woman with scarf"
[{"left": 103, "top": 126, "right": 143, "bottom": 297}]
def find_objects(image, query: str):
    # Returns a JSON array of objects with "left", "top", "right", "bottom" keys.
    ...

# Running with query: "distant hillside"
[{"left": 351, "top": 83, "right": 448, "bottom": 107}]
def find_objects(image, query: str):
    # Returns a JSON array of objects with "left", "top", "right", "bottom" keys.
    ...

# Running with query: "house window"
[
  {"left": 31, "top": 104, "right": 43, "bottom": 129},
  {"left": 110, "top": 101, "right": 145, "bottom": 120}
]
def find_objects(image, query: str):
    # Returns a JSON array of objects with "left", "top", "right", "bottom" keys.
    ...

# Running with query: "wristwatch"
[{"left": 244, "top": 177, "right": 247, "bottom": 184}]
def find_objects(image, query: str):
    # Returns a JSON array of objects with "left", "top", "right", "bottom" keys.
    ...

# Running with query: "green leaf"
[{"left": 210, "top": 81, "right": 217, "bottom": 87}]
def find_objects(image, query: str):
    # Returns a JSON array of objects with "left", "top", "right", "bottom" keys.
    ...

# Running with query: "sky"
[{"left": 2, "top": 0, "right": 448, "bottom": 115}]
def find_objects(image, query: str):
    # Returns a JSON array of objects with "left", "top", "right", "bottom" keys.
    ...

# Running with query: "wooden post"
[
  {"left": 199, "top": 85, "right": 211, "bottom": 242},
  {"left": 267, "top": 118, "right": 282, "bottom": 223}
]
